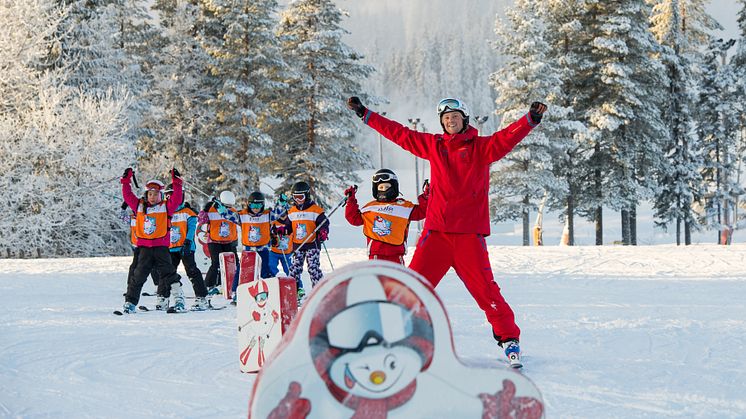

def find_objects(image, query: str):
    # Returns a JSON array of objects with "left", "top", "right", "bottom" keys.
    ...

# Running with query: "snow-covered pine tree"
[
  {"left": 271, "top": 0, "right": 373, "bottom": 206},
  {"left": 55, "top": 0, "right": 154, "bottom": 179},
  {"left": 649, "top": 0, "right": 711, "bottom": 245},
  {"left": 732, "top": 0, "right": 746, "bottom": 230},
  {"left": 489, "top": 0, "right": 573, "bottom": 246},
  {"left": 194, "top": 0, "right": 288, "bottom": 196},
  {"left": 137, "top": 1, "right": 214, "bottom": 197},
  {"left": 557, "top": 0, "right": 668, "bottom": 246},
  {"left": 540, "top": 0, "right": 590, "bottom": 246},
  {"left": 0, "top": 1, "right": 134, "bottom": 257},
  {"left": 696, "top": 38, "right": 742, "bottom": 243}
]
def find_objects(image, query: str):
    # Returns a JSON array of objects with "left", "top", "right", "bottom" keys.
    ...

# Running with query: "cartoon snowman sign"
[
  {"left": 238, "top": 279, "right": 280, "bottom": 369},
  {"left": 248, "top": 261, "right": 544, "bottom": 419}
]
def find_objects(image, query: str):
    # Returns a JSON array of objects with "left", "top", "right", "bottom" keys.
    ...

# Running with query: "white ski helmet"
[
  {"left": 219, "top": 190, "right": 236, "bottom": 206},
  {"left": 436, "top": 97, "right": 470, "bottom": 133}
]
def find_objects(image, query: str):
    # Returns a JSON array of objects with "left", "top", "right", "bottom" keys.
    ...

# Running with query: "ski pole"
[
  {"left": 293, "top": 189, "right": 354, "bottom": 250},
  {"left": 182, "top": 178, "right": 211, "bottom": 199},
  {"left": 322, "top": 242, "right": 334, "bottom": 271}
]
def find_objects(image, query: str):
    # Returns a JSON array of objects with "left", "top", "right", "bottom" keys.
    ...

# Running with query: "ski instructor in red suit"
[{"left": 346, "top": 96, "right": 547, "bottom": 368}]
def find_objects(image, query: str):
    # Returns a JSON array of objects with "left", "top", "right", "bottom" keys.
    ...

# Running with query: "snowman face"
[{"left": 328, "top": 344, "right": 422, "bottom": 398}]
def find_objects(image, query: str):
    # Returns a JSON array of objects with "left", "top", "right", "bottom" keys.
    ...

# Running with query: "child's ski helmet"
[
  {"left": 291, "top": 181, "right": 311, "bottom": 204},
  {"left": 248, "top": 191, "right": 265, "bottom": 212},
  {"left": 219, "top": 190, "right": 236, "bottom": 206},
  {"left": 372, "top": 169, "right": 399, "bottom": 202}
]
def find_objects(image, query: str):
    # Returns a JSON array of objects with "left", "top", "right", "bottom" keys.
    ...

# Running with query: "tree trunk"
[
  {"left": 522, "top": 195, "right": 530, "bottom": 246},
  {"left": 630, "top": 205, "right": 637, "bottom": 245},
  {"left": 676, "top": 217, "right": 681, "bottom": 246},
  {"left": 595, "top": 206, "right": 603, "bottom": 245},
  {"left": 685, "top": 219, "right": 692, "bottom": 245},
  {"left": 621, "top": 209, "right": 630, "bottom": 245}
]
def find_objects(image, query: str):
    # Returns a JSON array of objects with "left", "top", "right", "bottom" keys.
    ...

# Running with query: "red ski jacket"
[
  {"left": 345, "top": 192, "right": 428, "bottom": 256},
  {"left": 363, "top": 111, "right": 538, "bottom": 235}
]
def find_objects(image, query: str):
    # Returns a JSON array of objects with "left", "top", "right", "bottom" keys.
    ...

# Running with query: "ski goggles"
[
  {"left": 292, "top": 193, "right": 307, "bottom": 201},
  {"left": 436, "top": 98, "right": 466, "bottom": 115},
  {"left": 254, "top": 291, "right": 268, "bottom": 304},
  {"left": 249, "top": 202, "right": 264, "bottom": 210},
  {"left": 144, "top": 180, "right": 165, "bottom": 191},
  {"left": 372, "top": 172, "right": 398, "bottom": 183},
  {"left": 326, "top": 301, "right": 413, "bottom": 351}
]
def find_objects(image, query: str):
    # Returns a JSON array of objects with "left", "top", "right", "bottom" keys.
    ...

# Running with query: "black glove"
[
  {"left": 270, "top": 233, "right": 279, "bottom": 248},
  {"left": 122, "top": 168, "right": 133, "bottom": 179},
  {"left": 529, "top": 102, "right": 547, "bottom": 124},
  {"left": 120, "top": 201, "right": 128, "bottom": 210},
  {"left": 182, "top": 239, "right": 193, "bottom": 254},
  {"left": 347, "top": 97, "right": 367, "bottom": 118},
  {"left": 171, "top": 167, "right": 181, "bottom": 178}
]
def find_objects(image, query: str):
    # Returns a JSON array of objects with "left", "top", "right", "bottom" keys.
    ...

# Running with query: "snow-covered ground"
[{"left": 2, "top": 244, "right": 746, "bottom": 418}]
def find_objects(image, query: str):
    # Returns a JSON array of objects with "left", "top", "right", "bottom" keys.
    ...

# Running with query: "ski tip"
[
  {"left": 113, "top": 310, "right": 124, "bottom": 316},
  {"left": 138, "top": 306, "right": 150, "bottom": 311}
]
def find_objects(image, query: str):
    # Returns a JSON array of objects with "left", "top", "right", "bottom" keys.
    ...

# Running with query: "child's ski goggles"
[{"left": 372, "top": 172, "right": 398, "bottom": 183}]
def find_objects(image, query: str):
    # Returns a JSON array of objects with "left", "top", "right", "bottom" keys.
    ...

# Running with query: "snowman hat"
[
  {"left": 310, "top": 274, "right": 434, "bottom": 370},
  {"left": 326, "top": 276, "right": 413, "bottom": 351}
]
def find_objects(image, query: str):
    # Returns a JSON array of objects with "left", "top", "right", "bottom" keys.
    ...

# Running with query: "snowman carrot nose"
[{"left": 370, "top": 370, "right": 386, "bottom": 385}]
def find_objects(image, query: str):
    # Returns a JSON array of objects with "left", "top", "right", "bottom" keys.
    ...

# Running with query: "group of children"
[
  {"left": 119, "top": 94, "right": 545, "bottom": 369},
  {"left": 120, "top": 168, "right": 429, "bottom": 312}
]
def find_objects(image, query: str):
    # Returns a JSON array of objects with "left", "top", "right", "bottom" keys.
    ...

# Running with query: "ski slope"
[{"left": 2, "top": 244, "right": 745, "bottom": 418}]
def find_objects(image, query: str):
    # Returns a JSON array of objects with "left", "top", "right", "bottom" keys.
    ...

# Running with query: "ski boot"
[
  {"left": 191, "top": 296, "right": 209, "bottom": 311},
  {"left": 170, "top": 282, "right": 187, "bottom": 313},
  {"left": 155, "top": 295, "right": 169, "bottom": 311},
  {"left": 231, "top": 293, "right": 237, "bottom": 306},
  {"left": 501, "top": 339, "right": 522, "bottom": 369},
  {"left": 207, "top": 287, "right": 221, "bottom": 296},
  {"left": 297, "top": 288, "right": 306, "bottom": 306},
  {"left": 122, "top": 302, "right": 137, "bottom": 314}
]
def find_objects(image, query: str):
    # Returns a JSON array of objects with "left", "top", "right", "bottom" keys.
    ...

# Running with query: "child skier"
[
  {"left": 287, "top": 181, "right": 328, "bottom": 302},
  {"left": 199, "top": 190, "right": 239, "bottom": 295},
  {"left": 268, "top": 210, "right": 293, "bottom": 277},
  {"left": 151, "top": 185, "right": 210, "bottom": 311},
  {"left": 230, "top": 191, "right": 274, "bottom": 302},
  {"left": 344, "top": 169, "right": 429, "bottom": 264},
  {"left": 120, "top": 168, "right": 186, "bottom": 313}
]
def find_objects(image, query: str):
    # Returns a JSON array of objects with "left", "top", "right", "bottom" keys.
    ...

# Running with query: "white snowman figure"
[
  {"left": 295, "top": 224, "right": 307, "bottom": 241},
  {"left": 143, "top": 215, "right": 157, "bottom": 236},
  {"left": 219, "top": 221, "right": 231, "bottom": 238},
  {"left": 277, "top": 235, "right": 290, "bottom": 251},
  {"left": 249, "top": 262, "right": 545, "bottom": 419},
  {"left": 372, "top": 216, "right": 392, "bottom": 237},
  {"left": 248, "top": 226, "right": 262, "bottom": 243},
  {"left": 324, "top": 277, "right": 424, "bottom": 402},
  {"left": 170, "top": 226, "right": 181, "bottom": 244}
]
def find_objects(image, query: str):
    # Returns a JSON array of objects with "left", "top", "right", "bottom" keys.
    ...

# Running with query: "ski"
[
  {"left": 113, "top": 306, "right": 152, "bottom": 315},
  {"left": 141, "top": 291, "right": 196, "bottom": 299},
  {"left": 167, "top": 306, "right": 187, "bottom": 314},
  {"left": 190, "top": 301, "right": 227, "bottom": 311}
]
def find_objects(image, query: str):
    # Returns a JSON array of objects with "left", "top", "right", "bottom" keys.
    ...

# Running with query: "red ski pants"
[{"left": 409, "top": 230, "right": 520, "bottom": 342}]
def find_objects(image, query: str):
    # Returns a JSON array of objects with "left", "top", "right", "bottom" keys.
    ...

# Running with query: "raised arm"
[
  {"left": 347, "top": 97, "right": 434, "bottom": 160},
  {"left": 120, "top": 168, "right": 140, "bottom": 211},
  {"left": 165, "top": 168, "right": 183, "bottom": 214},
  {"left": 481, "top": 102, "right": 547, "bottom": 164},
  {"left": 343, "top": 185, "right": 363, "bottom": 226}
]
